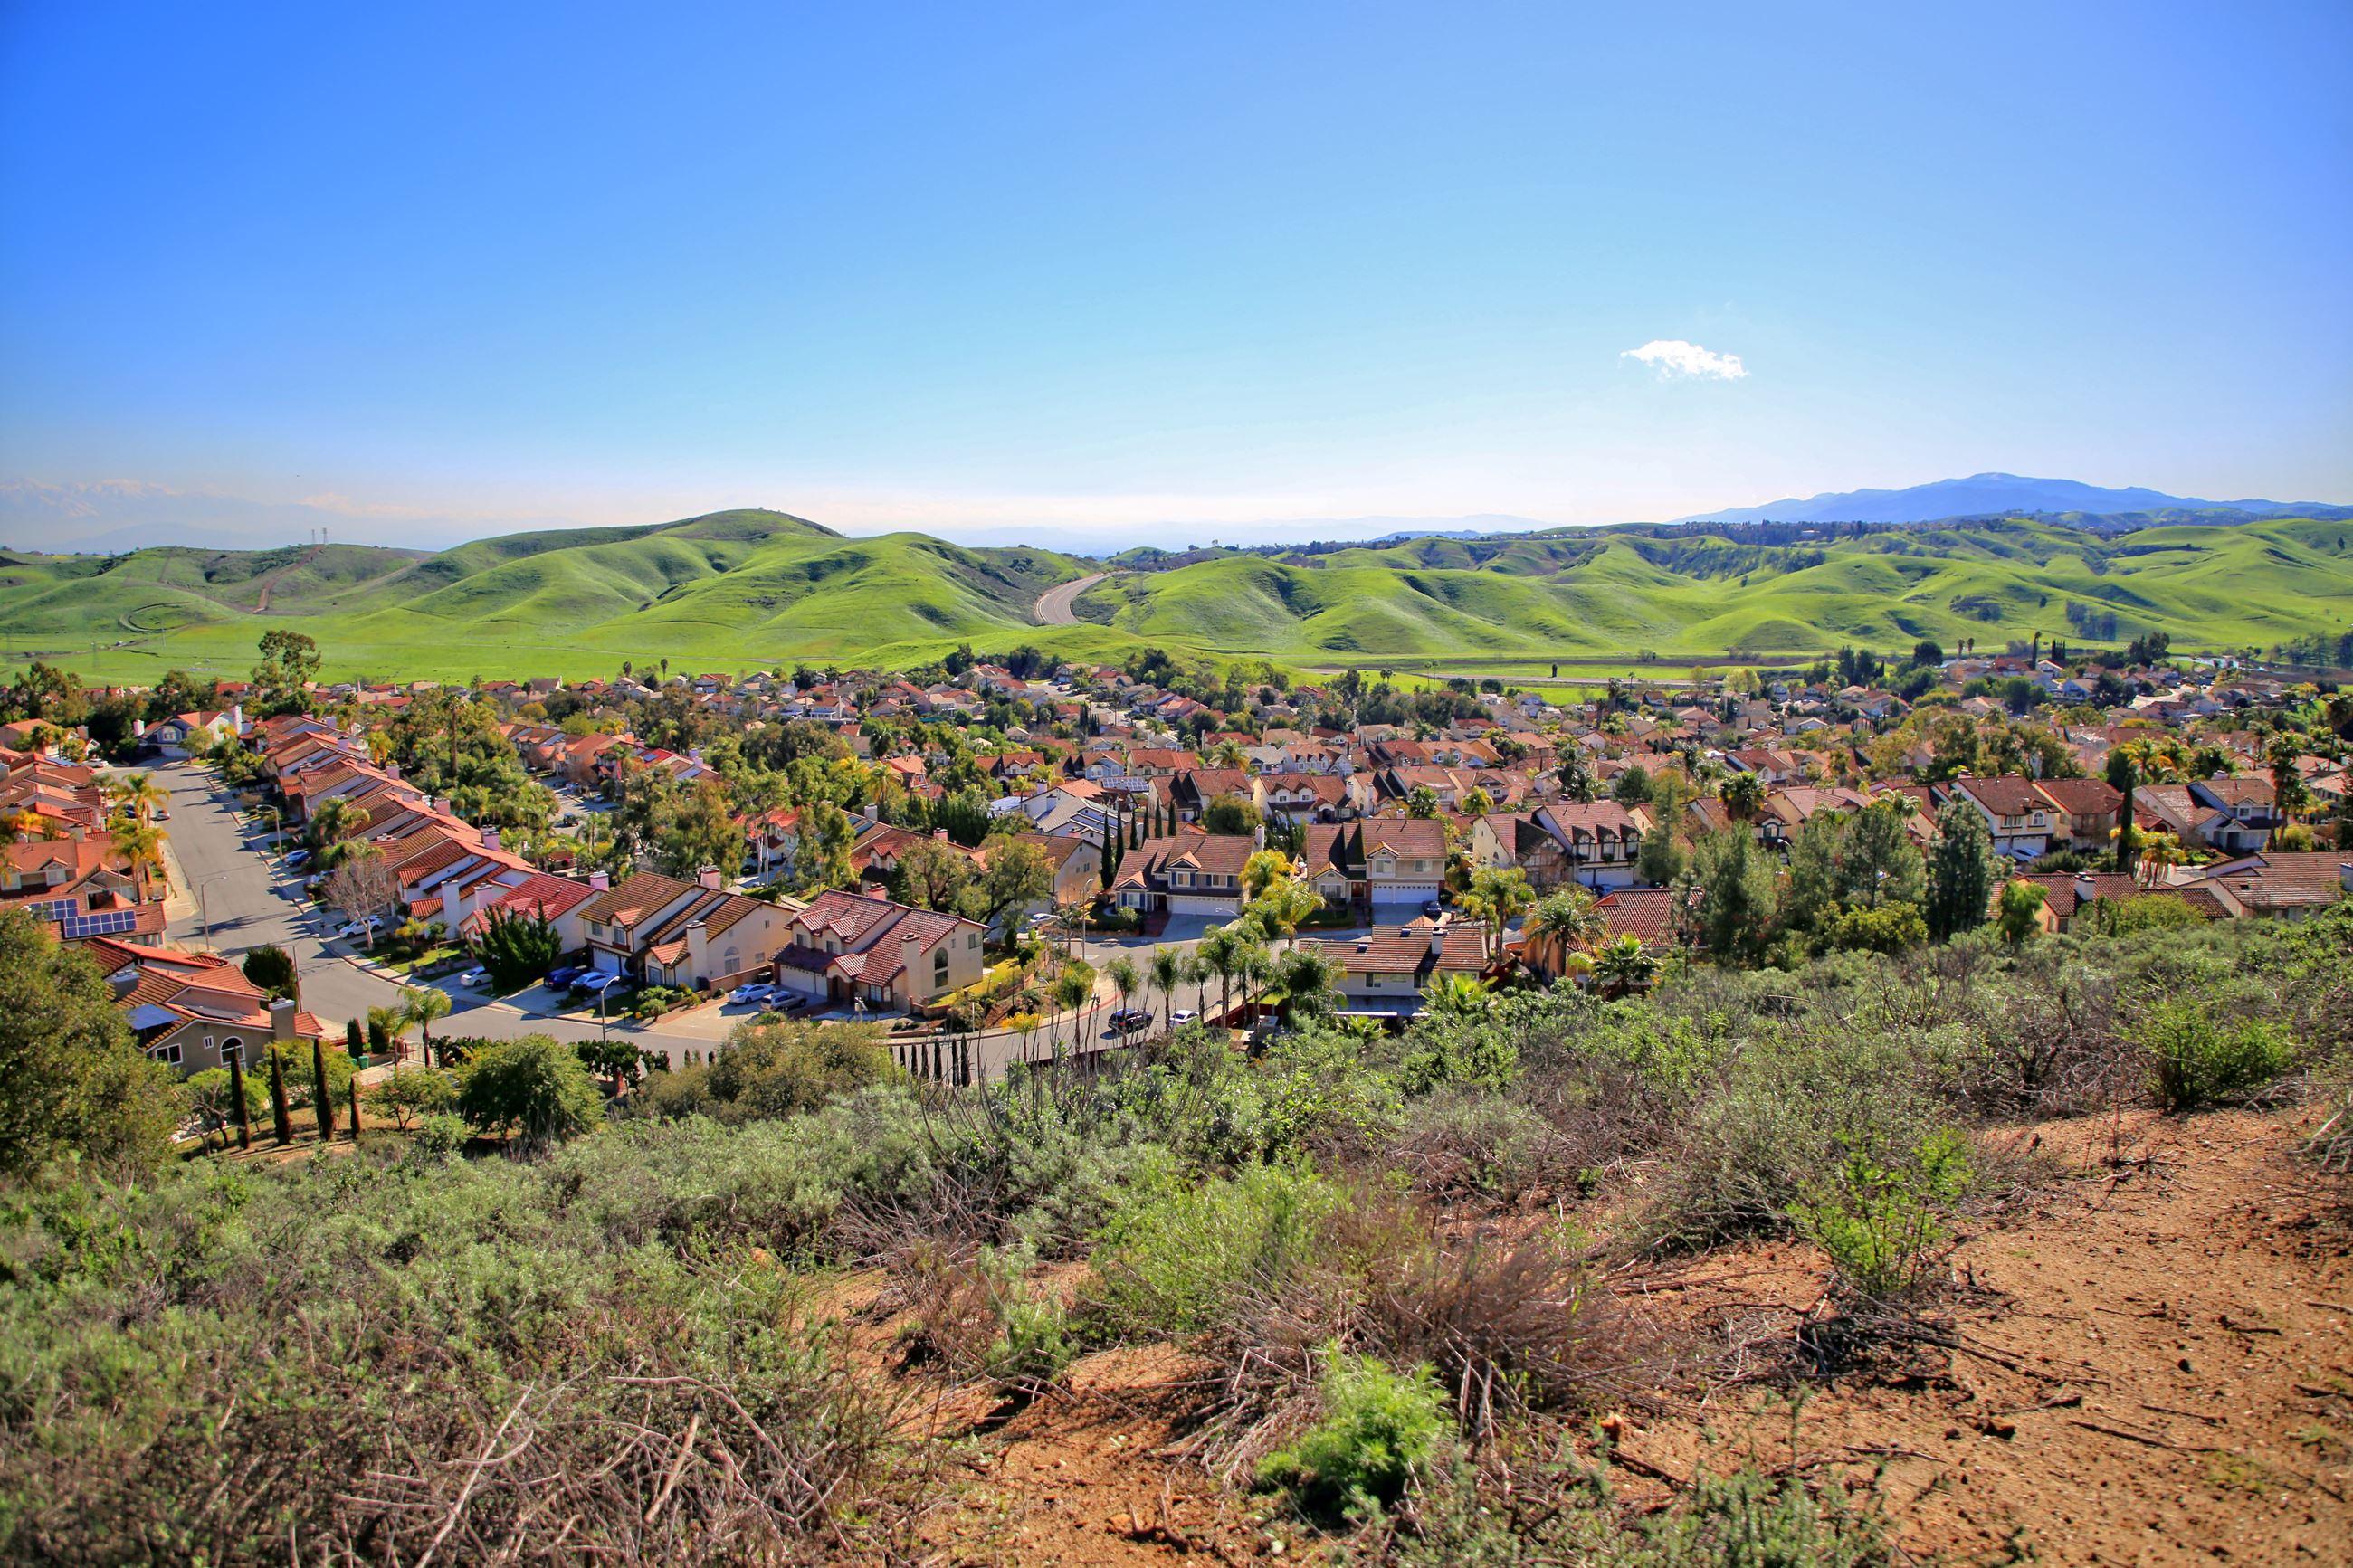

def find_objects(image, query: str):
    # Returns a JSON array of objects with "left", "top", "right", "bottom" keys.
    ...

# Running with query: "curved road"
[
  {"left": 1034, "top": 571, "right": 1112, "bottom": 625},
  {"left": 152, "top": 763, "right": 1209, "bottom": 1084}
]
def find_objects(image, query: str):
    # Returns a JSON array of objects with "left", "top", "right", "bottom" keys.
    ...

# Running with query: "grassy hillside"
[
  {"left": 4, "top": 509, "right": 2346, "bottom": 682},
  {"left": 1081, "top": 516, "right": 2353, "bottom": 661},
  {"left": 0, "top": 510, "right": 1096, "bottom": 681}
]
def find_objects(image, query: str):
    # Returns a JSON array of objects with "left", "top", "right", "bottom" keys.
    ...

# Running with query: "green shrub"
[
  {"left": 2146, "top": 1001, "right": 2291, "bottom": 1111},
  {"left": 1786, "top": 1128, "right": 1972, "bottom": 1300},
  {"left": 985, "top": 1296, "right": 1076, "bottom": 1392},
  {"left": 1089, "top": 1162, "right": 1346, "bottom": 1336},
  {"left": 1256, "top": 1348, "right": 1449, "bottom": 1525},
  {"left": 1631, "top": 1465, "right": 1886, "bottom": 1567},
  {"left": 410, "top": 1112, "right": 470, "bottom": 1157}
]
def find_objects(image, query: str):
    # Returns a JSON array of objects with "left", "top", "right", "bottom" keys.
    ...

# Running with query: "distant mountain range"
[{"left": 1672, "top": 472, "right": 2345, "bottom": 527}]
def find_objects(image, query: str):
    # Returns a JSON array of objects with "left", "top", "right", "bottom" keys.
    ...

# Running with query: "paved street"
[{"left": 150, "top": 763, "right": 1221, "bottom": 1081}]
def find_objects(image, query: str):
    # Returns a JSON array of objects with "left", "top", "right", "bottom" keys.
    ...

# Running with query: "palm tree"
[
  {"left": 112, "top": 821, "right": 164, "bottom": 899},
  {"left": 110, "top": 771, "right": 169, "bottom": 828},
  {"left": 399, "top": 984, "right": 452, "bottom": 1069},
  {"left": 1720, "top": 771, "right": 1767, "bottom": 822},
  {"left": 1464, "top": 867, "right": 1533, "bottom": 946},
  {"left": 1196, "top": 927, "right": 1243, "bottom": 1022},
  {"left": 1233, "top": 941, "right": 1272, "bottom": 1024},
  {"left": 367, "top": 1004, "right": 410, "bottom": 1068},
  {"left": 1207, "top": 738, "right": 1248, "bottom": 770},
  {"left": 1525, "top": 887, "right": 1605, "bottom": 981},
  {"left": 1424, "top": 971, "right": 1489, "bottom": 1014},
  {"left": 1254, "top": 879, "right": 1324, "bottom": 952},
  {"left": 1148, "top": 945, "right": 1185, "bottom": 1032},
  {"left": 1106, "top": 954, "right": 1140, "bottom": 1026},
  {"left": 1052, "top": 965, "right": 1093, "bottom": 1059},
  {"left": 308, "top": 795, "right": 362, "bottom": 862},
  {"left": 1268, "top": 946, "right": 1340, "bottom": 1027},
  {"left": 1590, "top": 935, "right": 1660, "bottom": 999}
]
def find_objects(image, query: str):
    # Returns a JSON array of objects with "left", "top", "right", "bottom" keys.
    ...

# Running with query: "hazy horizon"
[{"left": 5, "top": 5, "right": 2349, "bottom": 556}]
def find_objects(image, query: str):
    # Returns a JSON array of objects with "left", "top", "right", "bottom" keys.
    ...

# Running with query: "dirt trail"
[{"left": 1034, "top": 571, "right": 1112, "bottom": 625}]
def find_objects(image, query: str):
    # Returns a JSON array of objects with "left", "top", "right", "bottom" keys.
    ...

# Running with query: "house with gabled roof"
[
  {"left": 771, "top": 888, "right": 985, "bottom": 1011},
  {"left": 86, "top": 936, "right": 327, "bottom": 1077}
]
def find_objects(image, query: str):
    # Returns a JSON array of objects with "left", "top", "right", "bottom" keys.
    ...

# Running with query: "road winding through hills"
[{"left": 1033, "top": 571, "right": 1111, "bottom": 625}]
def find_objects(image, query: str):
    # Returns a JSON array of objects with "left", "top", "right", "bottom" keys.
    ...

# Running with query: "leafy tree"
[
  {"left": 969, "top": 837, "right": 1053, "bottom": 933},
  {"left": 1634, "top": 823, "right": 1687, "bottom": 887},
  {"left": 1404, "top": 786, "right": 1440, "bottom": 820},
  {"left": 796, "top": 798, "right": 857, "bottom": 891},
  {"left": 1525, "top": 886, "right": 1605, "bottom": 978},
  {"left": 1684, "top": 828, "right": 1778, "bottom": 965},
  {"left": 575, "top": 1037, "right": 649, "bottom": 1098},
  {"left": 1996, "top": 879, "right": 2047, "bottom": 946},
  {"left": 321, "top": 845, "right": 398, "bottom": 942},
  {"left": 1459, "top": 866, "right": 1532, "bottom": 944},
  {"left": 252, "top": 629, "right": 321, "bottom": 713},
  {"left": 365, "top": 1067, "right": 456, "bottom": 1130},
  {"left": 0, "top": 909, "right": 181, "bottom": 1177},
  {"left": 1201, "top": 794, "right": 1260, "bottom": 835},
  {"left": 888, "top": 835, "right": 977, "bottom": 912},
  {"left": 1241, "top": 848, "right": 1295, "bottom": 902},
  {"left": 475, "top": 904, "right": 563, "bottom": 989},
  {"left": 455, "top": 1034, "right": 605, "bottom": 1146},
  {"left": 1611, "top": 765, "right": 1653, "bottom": 806},
  {"left": 1925, "top": 801, "right": 1998, "bottom": 942},
  {"left": 241, "top": 943, "right": 298, "bottom": 1001},
  {"left": 654, "top": 779, "right": 741, "bottom": 879}
]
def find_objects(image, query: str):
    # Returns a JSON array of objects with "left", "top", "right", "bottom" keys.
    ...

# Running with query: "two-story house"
[
  {"left": 1110, "top": 831, "right": 1257, "bottom": 917},
  {"left": 1298, "top": 818, "right": 1447, "bottom": 909},
  {"left": 771, "top": 889, "right": 986, "bottom": 1012}
]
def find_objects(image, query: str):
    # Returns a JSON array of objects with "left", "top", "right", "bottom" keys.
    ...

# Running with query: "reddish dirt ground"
[{"left": 884, "top": 1107, "right": 2351, "bottom": 1565}]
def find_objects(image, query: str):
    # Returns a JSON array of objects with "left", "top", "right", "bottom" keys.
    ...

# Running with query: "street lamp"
[{"left": 195, "top": 872, "right": 234, "bottom": 949}]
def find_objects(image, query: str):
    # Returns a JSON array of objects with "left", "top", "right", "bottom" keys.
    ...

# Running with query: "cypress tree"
[
  {"left": 348, "top": 1076, "right": 364, "bottom": 1137},
  {"left": 267, "top": 1047, "right": 292, "bottom": 1145},
  {"left": 311, "top": 1037, "right": 336, "bottom": 1140},
  {"left": 346, "top": 1016, "right": 365, "bottom": 1062},
  {"left": 1926, "top": 801, "right": 1997, "bottom": 942},
  {"left": 226, "top": 1045, "right": 252, "bottom": 1152}
]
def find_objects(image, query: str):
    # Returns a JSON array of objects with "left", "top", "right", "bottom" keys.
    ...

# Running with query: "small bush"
[
  {"left": 1786, "top": 1127, "right": 1972, "bottom": 1301},
  {"left": 1089, "top": 1163, "right": 1346, "bottom": 1337},
  {"left": 986, "top": 1296, "right": 1076, "bottom": 1392},
  {"left": 2146, "top": 1001, "right": 2291, "bottom": 1111},
  {"left": 1631, "top": 1465, "right": 1886, "bottom": 1567},
  {"left": 410, "top": 1112, "right": 470, "bottom": 1157},
  {"left": 1256, "top": 1349, "right": 1449, "bottom": 1526}
]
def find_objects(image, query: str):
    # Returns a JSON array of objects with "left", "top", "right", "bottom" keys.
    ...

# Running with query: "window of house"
[
  {"left": 933, "top": 952, "right": 949, "bottom": 984},
  {"left": 219, "top": 1038, "right": 243, "bottom": 1064},
  {"left": 967, "top": 932, "right": 979, "bottom": 949},
  {"left": 151, "top": 1041, "right": 182, "bottom": 1066}
]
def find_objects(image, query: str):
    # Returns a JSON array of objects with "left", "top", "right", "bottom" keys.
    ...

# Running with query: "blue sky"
[{"left": 4, "top": 1, "right": 2349, "bottom": 550}]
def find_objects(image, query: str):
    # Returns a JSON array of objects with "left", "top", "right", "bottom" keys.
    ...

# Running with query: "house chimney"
[
  {"left": 1253, "top": 822, "right": 1266, "bottom": 849},
  {"left": 229, "top": 702, "right": 243, "bottom": 730},
  {"left": 430, "top": 796, "right": 449, "bottom": 816},
  {"left": 698, "top": 865, "right": 723, "bottom": 891},
  {"left": 481, "top": 827, "right": 500, "bottom": 851},
  {"left": 1429, "top": 926, "right": 1445, "bottom": 958},
  {"left": 934, "top": 827, "right": 948, "bottom": 841},
  {"left": 270, "top": 997, "right": 297, "bottom": 1043},
  {"left": 590, "top": 870, "right": 611, "bottom": 891},
  {"left": 2074, "top": 871, "right": 2097, "bottom": 902},
  {"left": 900, "top": 931, "right": 920, "bottom": 995}
]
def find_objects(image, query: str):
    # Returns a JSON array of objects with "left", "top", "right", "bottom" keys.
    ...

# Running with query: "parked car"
[
  {"left": 726, "top": 980, "right": 774, "bottom": 1006},
  {"left": 282, "top": 847, "right": 311, "bottom": 869},
  {"left": 764, "top": 991, "right": 806, "bottom": 1013},
  {"left": 456, "top": 966, "right": 491, "bottom": 989},
  {"left": 571, "top": 971, "right": 626, "bottom": 997},
  {"left": 335, "top": 915, "right": 384, "bottom": 940},
  {"left": 1108, "top": 1008, "right": 1153, "bottom": 1034},
  {"left": 1171, "top": 1009, "right": 1198, "bottom": 1026},
  {"left": 544, "top": 965, "right": 586, "bottom": 990},
  {"left": 1422, "top": 898, "right": 1445, "bottom": 917}
]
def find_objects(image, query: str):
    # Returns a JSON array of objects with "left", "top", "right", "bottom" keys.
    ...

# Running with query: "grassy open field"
[{"left": 4, "top": 508, "right": 2348, "bottom": 682}]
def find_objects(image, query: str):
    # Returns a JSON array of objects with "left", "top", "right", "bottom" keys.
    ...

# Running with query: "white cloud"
[{"left": 1621, "top": 339, "right": 1748, "bottom": 381}]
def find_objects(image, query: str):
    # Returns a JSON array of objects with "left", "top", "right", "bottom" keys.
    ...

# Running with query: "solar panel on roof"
[
  {"left": 38, "top": 898, "right": 81, "bottom": 922},
  {"left": 59, "top": 908, "right": 140, "bottom": 941}
]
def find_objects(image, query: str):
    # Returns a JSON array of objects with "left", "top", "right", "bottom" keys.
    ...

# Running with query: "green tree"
[
  {"left": 1459, "top": 866, "right": 1532, "bottom": 945},
  {"left": 1405, "top": 785, "right": 1441, "bottom": 820},
  {"left": 1148, "top": 945, "right": 1186, "bottom": 1032},
  {"left": 0, "top": 910, "right": 181, "bottom": 1177},
  {"left": 1589, "top": 934, "right": 1660, "bottom": 998},
  {"left": 475, "top": 904, "right": 563, "bottom": 989},
  {"left": 969, "top": 837, "right": 1054, "bottom": 933},
  {"left": 241, "top": 943, "right": 298, "bottom": 1002},
  {"left": 398, "top": 984, "right": 452, "bottom": 1069},
  {"left": 1720, "top": 771, "right": 1766, "bottom": 822},
  {"left": 1106, "top": 955, "right": 1141, "bottom": 1022},
  {"left": 1267, "top": 946, "right": 1341, "bottom": 1026},
  {"left": 1201, "top": 794, "right": 1260, "bottom": 835},
  {"left": 1996, "top": 879, "right": 2047, "bottom": 946},
  {"left": 252, "top": 629, "right": 321, "bottom": 713},
  {"left": 1684, "top": 827, "right": 1779, "bottom": 965},
  {"left": 1634, "top": 822, "right": 1687, "bottom": 887},
  {"left": 654, "top": 779, "right": 742, "bottom": 879},
  {"left": 455, "top": 1034, "right": 605, "bottom": 1146},
  {"left": 888, "top": 834, "right": 977, "bottom": 912},
  {"left": 1925, "top": 801, "right": 1998, "bottom": 942}
]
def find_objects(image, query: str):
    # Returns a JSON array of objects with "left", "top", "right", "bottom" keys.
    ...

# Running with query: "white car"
[
  {"left": 727, "top": 980, "right": 774, "bottom": 1006},
  {"left": 457, "top": 967, "right": 491, "bottom": 989},
  {"left": 336, "top": 916, "right": 384, "bottom": 940},
  {"left": 1171, "top": 1009, "right": 1199, "bottom": 1025}
]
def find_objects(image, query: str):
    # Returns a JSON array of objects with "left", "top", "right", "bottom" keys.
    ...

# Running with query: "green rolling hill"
[{"left": 2, "top": 508, "right": 2347, "bottom": 682}]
